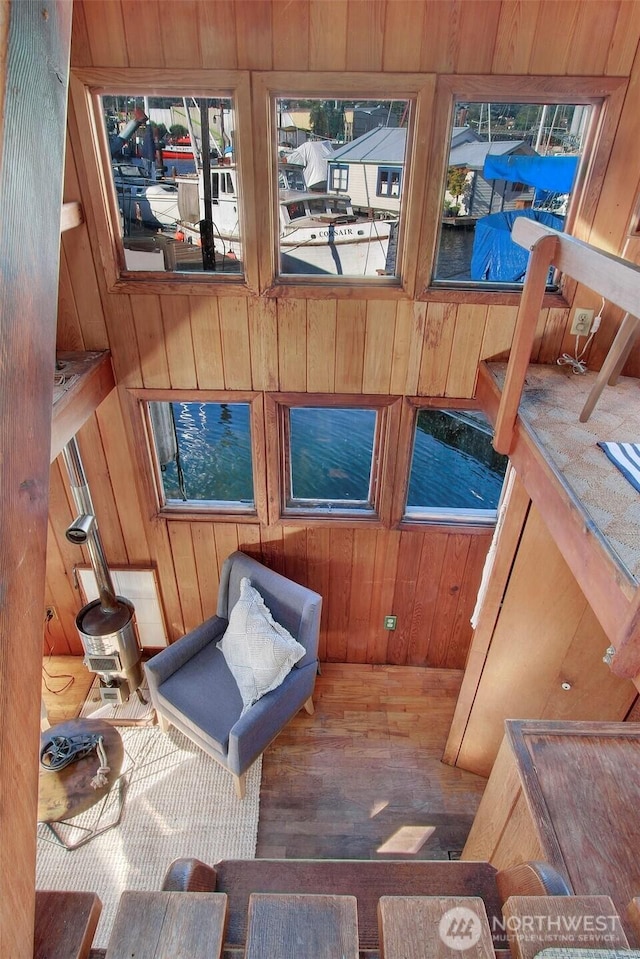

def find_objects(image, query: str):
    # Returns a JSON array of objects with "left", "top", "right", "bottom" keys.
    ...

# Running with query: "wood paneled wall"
[{"left": 48, "top": 0, "right": 640, "bottom": 666}]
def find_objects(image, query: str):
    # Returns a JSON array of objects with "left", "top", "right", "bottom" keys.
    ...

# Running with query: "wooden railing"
[{"left": 494, "top": 218, "right": 640, "bottom": 456}]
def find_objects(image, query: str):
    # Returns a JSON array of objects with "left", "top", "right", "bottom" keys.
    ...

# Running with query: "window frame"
[
  {"left": 133, "top": 389, "right": 268, "bottom": 523},
  {"left": 377, "top": 165, "right": 403, "bottom": 199},
  {"left": 252, "top": 72, "right": 436, "bottom": 298},
  {"left": 416, "top": 75, "right": 627, "bottom": 300},
  {"left": 68, "top": 68, "right": 259, "bottom": 295},
  {"left": 265, "top": 393, "right": 401, "bottom": 526},
  {"left": 391, "top": 397, "right": 508, "bottom": 531},
  {"left": 329, "top": 161, "right": 350, "bottom": 193}
]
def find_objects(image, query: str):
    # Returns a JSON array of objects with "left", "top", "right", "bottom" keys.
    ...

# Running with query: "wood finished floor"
[
  {"left": 257, "top": 663, "right": 487, "bottom": 861},
  {"left": 41, "top": 658, "right": 488, "bottom": 862}
]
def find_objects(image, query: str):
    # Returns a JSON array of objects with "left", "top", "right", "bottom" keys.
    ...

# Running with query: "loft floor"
[
  {"left": 486, "top": 361, "right": 640, "bottom": 584},
  {"left": 41, "top": 658, "right": 486, "bottom": 861}
]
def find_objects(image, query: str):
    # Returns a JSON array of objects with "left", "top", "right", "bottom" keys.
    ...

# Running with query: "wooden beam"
[
  {"left": 513, "top": 218, "right": 640, "bottom": 320},
  {"left": 493, "top": 233, "right": 557, "bottom": 454},
  {"left": 611, "top": 591, "right": 640, "bottom": 679},
  {"left": 60, "top": 200, "right": 83, "bottom": 233},
  {"left": 0, "top": 2, "right": 73, "bottom": 957},
  {"left": 50, "top": 351, "right": 115, "bottom": 462},
  {"left": 34, "top": 890, "right": 101, "bottom": 959}
]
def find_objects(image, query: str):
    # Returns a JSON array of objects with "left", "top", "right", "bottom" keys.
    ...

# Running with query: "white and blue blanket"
[{"left": 598, "top": 442, "right": 640, "bottom": 493}]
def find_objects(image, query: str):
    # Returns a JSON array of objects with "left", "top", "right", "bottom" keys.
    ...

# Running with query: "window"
[
  {"left": 404, "top": 408, "right": 508, "bottom": 525},
  {"left": 329, "top": 162, "right": 349, "bottom": 192},
  {"left": 432, "top": 98, "right": 594, "bottom": 288},
  {"left": 148, "top": 400, "right": 255, "bottom": 511},
  {"left": 266, "top": 395, "right": 400, "bottom": 522},
  {"left": 377, "top": 166, "right": 402, "bottom": 198},
  {"left": 99, "top": 94, "right": 243, "bottom": 276},
  {"left": 274, "top": 96, "right": 410, "bottom": 279},
  {"left": 288, "top": 407, "right": 377, "bottom": 510}
]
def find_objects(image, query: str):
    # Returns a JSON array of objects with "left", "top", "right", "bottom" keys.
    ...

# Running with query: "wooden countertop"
[{"left": 505, "top": 720, "right": 640, "bottom": 925}]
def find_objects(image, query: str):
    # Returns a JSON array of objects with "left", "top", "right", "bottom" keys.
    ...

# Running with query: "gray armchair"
[{"left": 144, "top": 551, "right": 322, "bottom": 798}]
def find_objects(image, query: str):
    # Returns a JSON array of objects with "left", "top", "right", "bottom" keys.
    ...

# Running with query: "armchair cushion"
[{"left": 217, "top": 577, "right": 306, "bottom": 713}]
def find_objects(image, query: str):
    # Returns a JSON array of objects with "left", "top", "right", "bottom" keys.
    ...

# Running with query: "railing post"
[{"left": 493, "top": 233, "right": 558, "bottom": 454}]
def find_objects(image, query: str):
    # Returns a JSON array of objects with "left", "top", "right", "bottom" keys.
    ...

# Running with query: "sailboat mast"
[{"left": 183, "top": 97, "right": 203, "bottom": 169}]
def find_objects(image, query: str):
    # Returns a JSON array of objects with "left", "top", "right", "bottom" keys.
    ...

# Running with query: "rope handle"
[{"left": 90, "top": 736, "right": 111, "bottom": 789}]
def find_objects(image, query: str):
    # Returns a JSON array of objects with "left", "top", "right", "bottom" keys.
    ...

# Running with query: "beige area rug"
[{"left": 36, "top": 725, "right": 261, "bottom": 948}]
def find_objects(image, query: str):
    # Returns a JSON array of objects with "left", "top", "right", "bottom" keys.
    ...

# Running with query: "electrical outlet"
[
  {"left": 384, "top": 615, "right": 397, "bottom": 630},
  {"left": 570, "top": 308, "right": 594, "bottom": 337}
]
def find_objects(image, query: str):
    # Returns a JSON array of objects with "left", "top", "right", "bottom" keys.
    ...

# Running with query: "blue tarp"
[
  {"left": 483, "top": 155, "right": 579, "bottom": 193},
  {"left": 471, "top": 209, "right": 564, "bottom": 282}
]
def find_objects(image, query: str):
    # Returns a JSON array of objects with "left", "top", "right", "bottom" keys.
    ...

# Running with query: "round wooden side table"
[{"left": 38, "top": 717, "right": 125, "bottom": 850}]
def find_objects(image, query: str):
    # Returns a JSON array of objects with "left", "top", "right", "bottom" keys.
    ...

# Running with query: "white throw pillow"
[{"left": 217, "top": 577, "right": 306, "bottom": 713}]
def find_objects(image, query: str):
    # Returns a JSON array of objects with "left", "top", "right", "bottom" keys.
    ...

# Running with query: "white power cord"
[{"left": 557, "top": 297, "right": 604, "bottom": 374}]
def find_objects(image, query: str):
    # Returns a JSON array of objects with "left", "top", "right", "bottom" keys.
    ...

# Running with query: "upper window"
[
  {"left": 377, "top": 166, "right": 402, "bottom": 198},
  {"left": 329, "top": 162, "right": 349, "bottom": 192},
  {"left": 405, "top": 408, "right": 508, "bottom": 525},
  {"left": 432, "top": 99, "right": 592, "bottom": 289},
  {"left": 100, "top": 93, "right": 243, "bottom": 276},
  {"left": 274, "top": 97, "right": 410, "bottom": 280},
  {"left": 148, "top": 400, "right": 255, "bottom": 511}
]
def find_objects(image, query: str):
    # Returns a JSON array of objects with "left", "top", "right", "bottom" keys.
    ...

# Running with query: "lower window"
[
  {"left": 287, "top": 406, "right": 377, "bottom": 511},
  {"left": 266, "top": 395, "right": 400, "bottom": 522},
  {"left": 148, "top": 400, "right": 255, "bottom": 510},
  {"left": 405, "top": 408, "right": 508, "bottom": 525}
]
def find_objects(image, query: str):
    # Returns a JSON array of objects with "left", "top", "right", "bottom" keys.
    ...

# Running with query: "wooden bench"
[
  {"left": 245, "top": 893, "right": 359, "bottom": 959},
  {"left": 207, "top": 857, "right": 510, "bottom": 953},
  {"left": 103, "top": 890, "right": 227, "bottom": 959},
  {"left": 502, "top": 895, "right": 630, "bottom": 959},
  {"left": 35, "top": 890, "right": 101, "bottom": 959},
  {"left": 91, "top": 875, "right": 640, "bottom": 959},
  {"left": 378, "top": 895, "right": 495, "bottom": 959}
]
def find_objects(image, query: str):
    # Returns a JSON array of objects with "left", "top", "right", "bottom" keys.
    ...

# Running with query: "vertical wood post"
[
  {"left": 493, "top": 234, "right": 557, "bottom": 454},
  {"left": 0, "top": 2, "right": 72, "bottom": 955}
]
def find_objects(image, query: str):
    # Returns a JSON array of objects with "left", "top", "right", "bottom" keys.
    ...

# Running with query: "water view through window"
[
  {"left": 275, "top": 97, "right": 409, "bottom": 279},
  {"left": 150, "top": 401, "right": 253, "bottom": 506},
  {"left": 149, "top": 402, "right": 506, "bottom": 520},
  {"left": 407, "top": 409, "right": 508, "bottom": 518},
  {"left": 289, "top": 407, "right": 376, "bottom": 505}
]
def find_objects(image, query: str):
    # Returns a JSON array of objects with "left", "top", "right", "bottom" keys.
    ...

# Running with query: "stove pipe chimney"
[{"left": 62, "top": 436, "right": 144, "bottom": 705}]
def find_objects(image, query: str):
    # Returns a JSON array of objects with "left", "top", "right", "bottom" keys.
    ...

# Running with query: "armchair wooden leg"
[
  {"left": 303, "top": 697, "right": 314, "bottom": 715},
  {"left": 234, "top": 773, "right": 246, "bottom": 800},
  {"left": 157, "top": 712, "right": 171, "bottom": 733}
]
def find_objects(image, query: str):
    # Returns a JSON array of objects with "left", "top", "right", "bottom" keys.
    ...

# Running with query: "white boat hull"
[
  {"left": 175, "top": 167, "right": 396, "bottom": 276},
  {"left": 280, "top": 221, "right": 391, "bottom": 275}
]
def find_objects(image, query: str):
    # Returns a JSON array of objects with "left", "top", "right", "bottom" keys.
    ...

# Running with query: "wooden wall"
[
  {"left": 47, "top": 0, "right": 640, "bottom": 665},
  {"left": 445, "top": 477, "right": 638, "bottom": 777}
]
